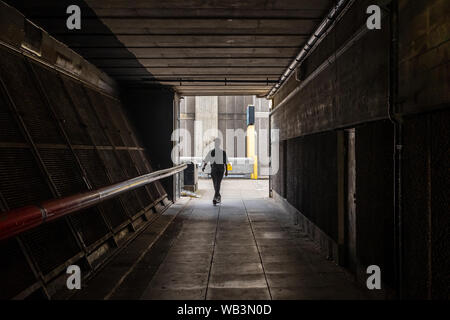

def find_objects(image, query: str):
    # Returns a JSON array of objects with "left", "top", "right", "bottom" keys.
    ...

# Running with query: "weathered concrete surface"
[
  {"left": 194, "top": 96, "right": 218, "bottom": 158},
  {"left": 271, "top": 0, "right": 390, "bottom": 140},
  {"left": 270, "top": 0, "right": 449, "bottom": 300},
  {"left": 4, "top": 0, "right": 336, "bottom": 95},
  {"left": 92, "top": 179, "right": 371, "bottom": 300}
]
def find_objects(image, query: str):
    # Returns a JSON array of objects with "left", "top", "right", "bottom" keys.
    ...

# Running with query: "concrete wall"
[
  {"left": 180, "top": 95, "right": 270, "bottom": 175},
  {"left": 123, "top": 87, "right": 177, "bottom": 200},
  {"left": 195, "top": 96, "right": 219, "bottom": 157},
  {"left": 271, "top": 0, "right": 449, "bottom": 299}
]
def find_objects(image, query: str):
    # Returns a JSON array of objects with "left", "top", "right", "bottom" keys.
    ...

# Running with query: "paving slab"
[
  {"left": 78, "top": 180, "right": 370, "bottom": 300},
  {"left": 209, "top": 273, "right": 267, "bottom": 289},
  {"left": 206, "top": 288, "right": 270, "bottom": 300}
]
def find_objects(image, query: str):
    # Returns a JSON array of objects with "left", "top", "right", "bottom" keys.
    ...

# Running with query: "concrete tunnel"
[{"left": 0, "top": 0, "right": 448, "bottom": 303}]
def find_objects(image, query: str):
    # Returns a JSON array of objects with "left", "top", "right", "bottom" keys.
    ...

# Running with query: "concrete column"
[{"left": 194, "top": 96, "right": 218, "bottom": 158}]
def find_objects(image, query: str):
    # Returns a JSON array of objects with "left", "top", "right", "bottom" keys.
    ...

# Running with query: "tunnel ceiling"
[{"left": 6, "top": 0, "right": 333, "bottom": 96}]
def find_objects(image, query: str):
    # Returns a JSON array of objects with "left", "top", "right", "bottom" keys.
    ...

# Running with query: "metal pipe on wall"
[
  {"left": 0, "top": 164, "right": 187, "bottom": 241},
  {"left": 387, "top": 0, "right": 403, "bottom": 299},
  {"left": 266, "top": 0, "right": 351, "bottom": 99}
]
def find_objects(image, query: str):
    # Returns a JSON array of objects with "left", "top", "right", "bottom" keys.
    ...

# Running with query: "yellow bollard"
[
  {"left": 247, "top": 125, "right": 258, "bottom": 180},
  {"left": 251, "top": 155, "right": 258, "bottom": 180}
]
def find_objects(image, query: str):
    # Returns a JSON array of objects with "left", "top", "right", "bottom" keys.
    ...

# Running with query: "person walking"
[{"left": 202, "top": 138, "right": 228, "bottom": 205}]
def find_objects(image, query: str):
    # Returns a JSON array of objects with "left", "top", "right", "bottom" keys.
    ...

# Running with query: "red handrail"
[{"left": 0, "top": 164, "right": 187, "bottom": 241}]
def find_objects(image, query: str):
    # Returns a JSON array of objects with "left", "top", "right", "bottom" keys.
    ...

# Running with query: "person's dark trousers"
[{"left": 211, "top": 165, "right": 224, "bottom": 199}]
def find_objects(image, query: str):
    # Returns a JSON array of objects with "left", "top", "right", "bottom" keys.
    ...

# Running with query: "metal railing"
[{"left": 0, "top": 164, "right": 187, "bottom": 241}]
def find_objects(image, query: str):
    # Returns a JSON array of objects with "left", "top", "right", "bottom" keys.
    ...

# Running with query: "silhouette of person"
[{"left": 202, "top": 138, "right": 228, "bottom": 204}]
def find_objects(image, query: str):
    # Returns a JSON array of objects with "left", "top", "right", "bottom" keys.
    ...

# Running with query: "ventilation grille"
[
  {"left": 34, "top": 64, "right": 92, "bottom": 145},
  {"left": 0, "top": 148, "right": 52, "bottom": 209},
  {"left": 87, "top": 89, "right": 124, "bottom": 147},
  {"left": 61, "top": 78, "right": 109, "bottom": 146},
  {"left": 0, "top": 46, "right": 167, "bottom": 298},
  {"left": 285, "top": 132, "right": 338, "bottom": 241},
  {"left": 98, "top": 198, "right": 129, "bottom": 229},
  {"left": 76, "top": 149, "right": 129, "bottom": 228},
  {"left": 430, "top": 110, "right": 450, "bottom": 299},
  {"left": 355, "top": 120, "right": 394, "bottom": 287},
  {"left": 39, "top": 148, "right": 87, "bottom": 197},
  {"left": 140, "top": 150, "right": 165, "bottom": 197},
  {"left": 0, "top": 92, "right": 25, "bottom": 143},
  {"left": 70, "top": 207, "right": 109, "bottom": 247},
  {"left": 0, "top": 49, "right": 62, "bottom": 144},
  {"left": 109, "top": 99, "right": 135, "bottom": 147},
  {"left": 98, "top": 149, "right": 143, "bottom": 216},
  {"left": 22, "top": 219, "right": 80, "bottom": 275},
  {"left": 130, "top": 150, "right": 158, "bottom": 201},
  {"left": 117, "top": 150, "right": 152, "bottom": 207},
  {"left": 76, "top": 149, "right": 109, "bottom": 188}
]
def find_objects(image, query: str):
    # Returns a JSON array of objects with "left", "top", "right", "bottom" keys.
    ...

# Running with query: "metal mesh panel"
[
  {"left": 430, "top": 110, "right": 449, "bottom": 299},
  {"left": 0, "top": 148, "right": 52, "bottom": 209},
  {"left": 75, "top": 149, "right": 129, "bottom": 228},
  {"left": 75, "top": 149, "right": 109, "bottom": 188},
  {"left": 99, "top": 198, "right": 129, "bottom": 229},
  {"left": 0, "top": 238, "right": 36, "bottom": 299},
  {"left": 113, "top": 104, "right": 140, "bottom": 147},
  {"left": 70, "top": 207, "right": 109, "bottom": 247},
  {"left": 285, "top": 132, "right": 338, "bottom": 241},
  {"left": 117, "top": 150, "right": 151, "bottom": 207},
  {"left": 108, "top": 99, "right": 135, "bottom": 147},
  {"left": 57, "top": 149, "right": 110, "bottom": 243},
  {"left": 98, "top": 149, "right": 143, "bottom": 216},
  {"left": 355, "top": 120, "right": 395, "bottom": 287},
  {"left": 130, "top": 150, "right": 158, "bottom": 201},
  {"left": 39, "top": 148, "right": 87, "bottom": 197},
  {"left": 0, "top": 50, "right": 63, "bottom": 144},
  {"left": 139, "top": 150, "right": 166, "bottom": 198},
  {"left": 61, "top": 78, "right": 109, "bottom": 146},
  {"left": 33, "top": 64, "right": 92, "bottom": 146},
  {"left": 86, "top": 89, "right": 124, "bottom": 147},
  {"left": 97, "top": 149, "right": 126, "bottom": 183},
  {"left": 0, "top": 90, "right": 25, "bottom": 143},
  {"left": 22, "top": 219, "right": 81, "bottom": 275},
  {"left": 402, "top": 115, "right": 429, "bottom": 299}
]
